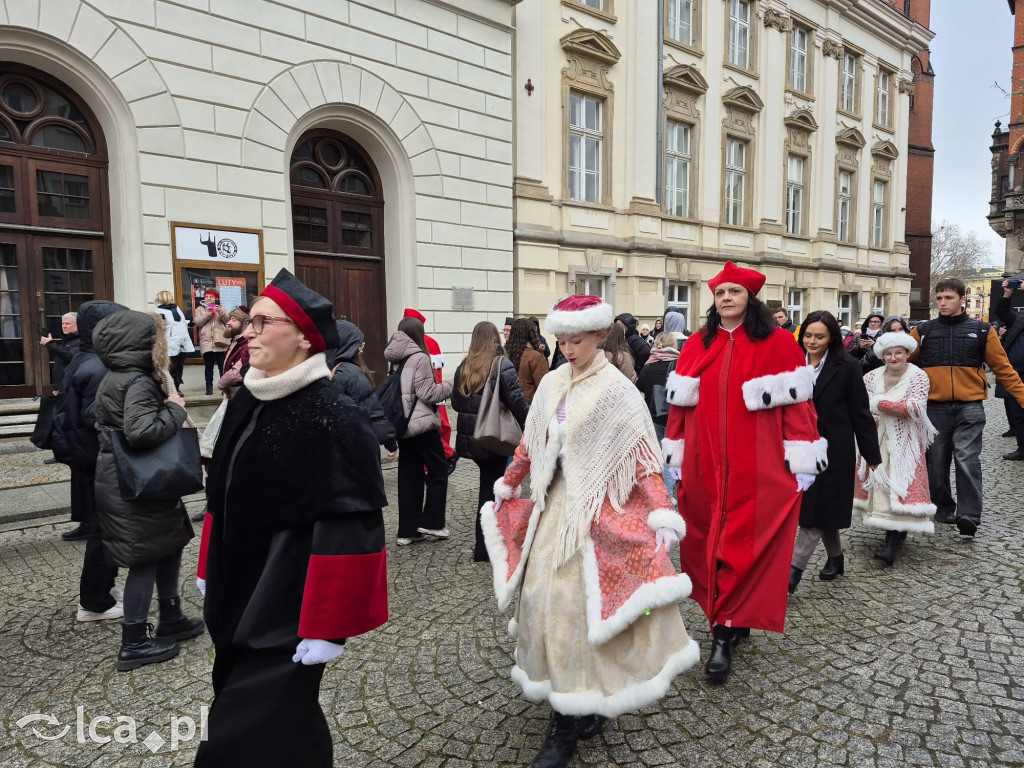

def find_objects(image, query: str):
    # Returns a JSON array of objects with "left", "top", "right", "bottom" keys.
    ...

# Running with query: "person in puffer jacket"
[
  {"left": 450, "top": 321, "right": 529, "bottom": 561},
  {"left": 384, "top": 317, "right": 454, "bottom": 545},
  {"left": 326, "top": 319, "right": 399, "bottom": 459},
  {"left": 614, "top": 312, "right": 651, "bottom": 370}
]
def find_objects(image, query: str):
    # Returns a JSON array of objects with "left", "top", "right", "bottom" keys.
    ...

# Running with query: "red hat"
[
  {"left": 545, "top": 295, "right": 614, "bottom": 335},
  {"left": 203, "top": 288, "right": 220, "bottom": 299},
  {"left": 403, "top": 308, "right": 426, "bottom": 323},
  {"left": 260, "top": 268, "right": 338, "bottom": 353},
  {"left": 707, "top": 261, "right": 766, "bottom": 295}
]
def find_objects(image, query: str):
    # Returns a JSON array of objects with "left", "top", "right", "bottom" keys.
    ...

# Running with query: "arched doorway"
[
  {"left": 290, "top": 130, "right": 388, "bottom": 379},
  {"left": 0, "top": 63, "right": 112, "bottom": 397}
]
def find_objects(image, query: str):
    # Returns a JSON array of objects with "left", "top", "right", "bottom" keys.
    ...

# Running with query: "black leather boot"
[
  {"left": 531, "top": 714, "right": 579, "bottom": 768},
  {"left": 118, "top": 622, "right": 179, "bottom": 672},
  {"left": 156, "top": 597, "right": 205, "bottom": 641},
  {"left": 577, "top": 714, "right": 607, "bottom": 740},
  {"left": 874, "top": 531, "right": 900, "bottom": 565},
  {"left": 704, "top": 625, "right": 737, "bottom": 684},
  {"left": 788, "top": 566, "right": 803, "bottom": 594},
  {"left": 818, "top": 554, "right": 845, "bottom": 581}
]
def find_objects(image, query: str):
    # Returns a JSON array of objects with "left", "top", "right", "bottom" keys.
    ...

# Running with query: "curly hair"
[{"left": 505, "top": 318, "right": 540, "bottom": 370}]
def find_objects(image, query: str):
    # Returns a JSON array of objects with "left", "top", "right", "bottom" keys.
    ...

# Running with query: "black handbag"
[{"left": 107, "top": 426, "right": 204, "bottom": 502}]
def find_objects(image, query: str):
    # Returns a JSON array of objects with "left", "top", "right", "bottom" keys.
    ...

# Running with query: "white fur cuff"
[
  {"left": 661, "top": 438, "right": 684, "bottom": 468},
  {"left": 647, "top": 508, "right": 686, "bottom": 538},
  {"left": 784, "top": 437, "right": 829, "bottom": 475},
  {"left": 742, "top": 366, "right": 815, "bottom": 411},
  {"left": 493, "top": 478, "right": 521, "bottom": 502},
  {"left": 665, "top": 373, "right": 700, "bottom": 407}
]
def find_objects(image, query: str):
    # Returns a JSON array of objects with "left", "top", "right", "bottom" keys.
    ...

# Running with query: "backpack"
[{"left": 373, "top": 358, "right": 410, "bottom": 438}]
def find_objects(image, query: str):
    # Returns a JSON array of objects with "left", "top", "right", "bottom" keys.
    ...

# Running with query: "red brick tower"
[{"left": 989, "top": 1, "right": 1024, "bottom": 273}]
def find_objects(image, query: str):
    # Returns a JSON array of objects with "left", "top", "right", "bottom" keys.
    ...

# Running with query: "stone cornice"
[{"left": 560, "top": 28, "right": 621, "bottom": 66}]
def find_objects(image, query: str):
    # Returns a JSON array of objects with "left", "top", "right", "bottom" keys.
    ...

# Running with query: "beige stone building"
[
  {"left": 511, "top": 0, "right": 933, "bottom": 335},
  {"left": 963, "top": 266, "right": 1004, "bottom": 321}
]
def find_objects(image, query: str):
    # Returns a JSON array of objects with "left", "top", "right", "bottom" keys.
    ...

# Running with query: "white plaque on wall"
[{"left": 172, "top": 224, "right": 262, "bottom": 265}]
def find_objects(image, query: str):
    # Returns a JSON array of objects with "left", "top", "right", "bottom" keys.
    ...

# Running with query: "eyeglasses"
[{"left": 245, "top": 315, "right": 296, "bottom": 334}]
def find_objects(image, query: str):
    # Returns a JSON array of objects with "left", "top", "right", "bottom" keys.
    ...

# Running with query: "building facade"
[
  {"left": 962, "top": 266, "right": 1003, "bottom": 321},
  {"left": 0, "top": 0, "right": 519, "bottom": 398},
  {"left": 512, "top": 0, "right": 933, "bottom": 335}
]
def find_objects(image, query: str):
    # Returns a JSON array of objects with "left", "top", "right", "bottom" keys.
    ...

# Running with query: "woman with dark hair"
[
  {"left": 599, "top": 322, "right": 637, "bottom": 383},
  {"left": 849, "top": 313, "right": 886, "bottom": 372},
  {"left": 880, "top": 315, "right": 910, "bottom": 335},
  {"left": 788, "top": 311, "right": 881, "bottom": 593},
  {"left": 385, "top": 316, "right": 454, "bottom": 545},
  {"left": 662, "top": 262, "right": 826, "bottom": 685},
  {"left": 506, "top": 317, "right": 549, "bottom": 403},
  {"left": 653, "top": 317, "right": 664, "bottom": 335},
  {"left": 451, "top": 321, "right": 529, "bottom": 561}
]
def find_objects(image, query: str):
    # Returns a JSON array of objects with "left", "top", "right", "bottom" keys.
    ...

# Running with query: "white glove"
[
  {"left": 292, "top": 639, "right": 345, "bottom": 665},
  {"left": 196, "top": 578, "right": 206, "bottom": 597},
  {"left": 795, "top": 473, "right": 816, "bottom": 492},
  {"left": 667, "top": 467, "right": 682, "bottom": 481},
  {"left": 655, "top": 528, "right": 680, "bottom": 553}
]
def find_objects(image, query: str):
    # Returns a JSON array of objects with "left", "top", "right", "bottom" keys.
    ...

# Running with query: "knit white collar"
[{"left": 244, "top": 352, "right": 329, "bottom": 401}]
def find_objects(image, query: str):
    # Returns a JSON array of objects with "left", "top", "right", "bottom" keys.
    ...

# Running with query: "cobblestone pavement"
[{"left": 1, "top": 396, "right": 1023, "bottom": 767}]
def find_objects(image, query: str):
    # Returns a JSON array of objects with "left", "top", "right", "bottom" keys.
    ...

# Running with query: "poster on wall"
[{"left": 172, "top": 224, "right": 262, "bottom": 265}]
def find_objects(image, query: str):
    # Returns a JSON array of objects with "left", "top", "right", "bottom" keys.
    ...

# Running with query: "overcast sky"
[{"left": 930, "top": 1, "right": 1015, "bottom": 266}]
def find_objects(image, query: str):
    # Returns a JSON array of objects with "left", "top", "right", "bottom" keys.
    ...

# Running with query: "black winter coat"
[
  {"left": 636, "top": 357, "right": 676, "bottom": 426},
  {"left": 451, "top": 358, "right": 529, "bottom": 463},
  {"left": 615, "top": 313, "right": 651, "bottom": 369},
  {"left": 93, "top": 310, "right": 193, "bottom": 568},
  {"left": 799, "top": 354, "right": 882, "bottom": 529},
  {"left": 51, "top": 302, "right": 127, "bottom": 471},
  {"left": 329, "top": 361, "right": 398, "bottom": 451},
  {"left": 46, "top": 333, "right": 80, "bottom": 391}
]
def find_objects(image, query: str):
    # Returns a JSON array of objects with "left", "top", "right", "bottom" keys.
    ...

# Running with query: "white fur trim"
[
  {"left": 508, "top": 617, "right": 518, "bottom": 639},
  {"left": 429, "top": 352, "right": 444, "bottom": 370},
  {"left": 783, "top": 437, "right": 829, "bottom": 475},
  {"left": 493, "top": 478, "right": 521, "bottom": 502},
  {"left": 873, "top": 332, "right": 917, "bottom": 356},
  {"left": 661, "top": 438, "right": 684, "bottom": 468},
  {"left": 742, "top": 365, "right": 815, "bottom": 411},
  {"left": 480, "top": 499, "right": 543, "bottom": 613},
  {"left": 891, "top": 500, "right": 937, "bottom": 517},
  {"left": 647, "top": 508, "right": 686, "bottom": 538},
  {"left": 862, "top": 515, "right": 935, "bottom": 533},
  {"left": 509, "top": 639, "right": 700, "bottom": 718},
  {"left": 666, "top": 372, "right": 700, "bottom": 407},
  {"left": 545, "top": 301, "right": 615, "bottom": 335}
]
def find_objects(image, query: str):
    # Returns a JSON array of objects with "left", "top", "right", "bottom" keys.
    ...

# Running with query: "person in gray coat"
[
  {"left": 93, "top": 310, "right": 204, "bottom": 671},
  {"left": 384, "top": 317, "right": 454, "bottom": 545}
]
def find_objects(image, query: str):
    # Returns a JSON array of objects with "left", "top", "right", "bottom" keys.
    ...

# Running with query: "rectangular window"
[
  {"left": 668, "top": 0, "right": 693, "bottom": 46},
  {"left": 876, "top": 70, "right": 891, "bottom": 127},
  {"left": 580, "top": 0, "right": 603, "bottom": 8},
  {"left": 728, "top": 0, "right": 750, "bottom": 68},
  {"left": 837, "top": 292, "right": 853, "bottom": 328},
  {"left": 725, "top": 138, "right": 746, "bottom": 227},
  {"left": 785, "top": 155, "right": 804, "bottom": 235},
  {"left": 873, "top": 293, "right": 885, "bottom": 316},
  {"left": 789, "top": 27, "right": 808, "bottom": 93},
  {"left": 871, "top": 180, "right": 886, "bottom": 248},
  {"left": 841, "top": 52, "right": 857, "bottom": 113},
  {"left": 787, "top": 289, "right": 804, "bottom": 325},
  {"left": 568, "top": 92, "right": 603, "bottom": 204},
  {"left": 836, "top": 170, "right": 852, "bottom": 243},
  {"left": 575, "top": 274, "right": 606, "bottom": 298},
  {"left": 665, "top": 121, "right": 691, "bottom": 218},
  {"left": 667, "top": 283, "right": 691, "bottom": 329}
]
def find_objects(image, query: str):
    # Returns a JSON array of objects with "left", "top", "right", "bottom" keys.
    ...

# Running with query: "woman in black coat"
[
  {"left": 789, "top": 310, "right": 881, "bottom": 593},
  {"left": 451, "top": 321, "right": 529, "bottom": 562}
]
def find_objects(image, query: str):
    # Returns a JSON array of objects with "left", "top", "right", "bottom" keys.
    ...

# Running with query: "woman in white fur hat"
[{"left": 854, "top": 330, "right": 937, "bottom": 565}]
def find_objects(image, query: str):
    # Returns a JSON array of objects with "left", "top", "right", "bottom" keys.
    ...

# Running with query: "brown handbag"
[{"left": 472, "top": 358, "right": 522, "bottom": 456}]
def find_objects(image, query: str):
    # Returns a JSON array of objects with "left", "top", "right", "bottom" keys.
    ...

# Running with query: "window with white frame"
[
  {"left": 786, "top": 155, "right": 804, "bottom": 235},
  {"left": 725, "top": 138, "right": 746, "bottom": 226},
  {"left": 789, "top": 26, "right": 809, "bottom": 93},
  {"left": 568, "top": 92, "right": 603, "bottom": 204},
  {"left": 837, "top": 292, "right": 853, "bottom": 328},
  {"left": 667, "top": 282, "right": 692, "bottom": 329},
  {"left": 575, "top": 274, "right": 606, "bottom": 298},
  {"left": 840, "top": 52, "right": 858, "bottom": 113},
  {"left": 665, "top": 121, "right": 691, "bottom": 218},
  {"left": 871, "top": 180, "right": 886, "bottom": 248},
  {"left": 836, "top": 170, "right": 852, "bottom": 243},
  {"left": 728, "top": 0, "right": 751, "bottom": 68},
  {"left": 787, "top": 289, "right": 804, "bottom": 324},
  {"left": 872, "top": 293, "right": 885, "bottom": 316},
  {"left": 876, "top": 69, "right": 891, "bottom": 128},
  {"left": 668, "top": 0, "right": 693, "bottom": 46}
]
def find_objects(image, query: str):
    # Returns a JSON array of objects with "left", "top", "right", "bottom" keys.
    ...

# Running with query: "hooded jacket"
[
  {"left": 662, "top": 311, "right": 689, "bottom": 351},
  {"left": 383, "top": 331, "right": 453, "bottom": 439},
  {"left": 93, "top": 310, "right": 193, "bottom": 567},
  {"left": 51, "top": 301, "right": 128, "bottom": 470},
  {"left": 326, "top": 320, "right": 398, "bottom": 451},
  {"left": 849, "top": 314, "right": 885, "bottom": 370},
  {"left": 615, "top": 312, "right": 651, "bottom": 369}
]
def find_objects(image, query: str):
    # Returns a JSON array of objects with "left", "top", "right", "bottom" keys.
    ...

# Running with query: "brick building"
[{"left": 989, "top": 0, "right": 1024, "bottom": 274}]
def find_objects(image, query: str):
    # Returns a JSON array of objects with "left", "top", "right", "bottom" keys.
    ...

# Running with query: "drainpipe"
[{"left": 656, "top": 0, "right": 666, "bottom": 301}]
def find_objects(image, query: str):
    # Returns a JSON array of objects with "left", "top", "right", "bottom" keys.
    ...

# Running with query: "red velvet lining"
[
  {"left": 299, "top": 550, "right": 388, "bottom": 639},
  {"left": 261, "top": 284, "right": 325, "bottom": 352},
  {"left": 196, "top": 513, "right": 212, "bottom": 579}
]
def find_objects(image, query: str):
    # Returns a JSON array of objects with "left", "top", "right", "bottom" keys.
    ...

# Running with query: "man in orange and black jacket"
[{"left": 910, "top": 278, "right": 1024, "bottom": 538}]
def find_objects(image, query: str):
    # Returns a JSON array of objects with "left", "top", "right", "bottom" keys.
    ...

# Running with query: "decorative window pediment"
[
  {"left": 783, "top": 109, "right": 818, "bottom": 133},
  {"left": 560, "top": 29, "right": 621, "bottom": 66},
  {"left": 836, "top": 127, "right": 866, "bottom": 149},
  {"left": 722, "top": 86, "right": 764, "bottom": 114},
  {"left": 871, "top": 140, "right": 899, "bottom": 160},
  {"left": 664, "top": 65, "right": 708, "bottom": 95}
]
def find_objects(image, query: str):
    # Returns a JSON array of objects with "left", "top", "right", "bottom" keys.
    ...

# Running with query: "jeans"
[
  {"left": 203, "top": 352, "right": 225, "bottom": 389},
  {"left": 74, "top": 468, "right": 118, "bottom": 612},
  {"left": 791, "top": 526, "right": 842, "bottom": 570},
  {"left": 396, "top": 430, "right": 448, "bottom": 538},
  {"left": 122, "top": 551, "right": 183, "bottom": 625},
  {"left": 654, "top": 423, "right": 676, "bottom": 498},
  {"left": 926, "top": 401, "right": 985, "bottom": 525}
]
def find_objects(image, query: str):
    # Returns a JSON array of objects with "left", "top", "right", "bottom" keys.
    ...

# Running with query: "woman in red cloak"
[{"left": 662, "top": 262, "right": 827, "bottom": 684}]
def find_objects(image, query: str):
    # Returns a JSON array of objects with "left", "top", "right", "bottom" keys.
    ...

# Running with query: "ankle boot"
[
  {"left": 156, "top": 597, "right": 205, "bottom": 641},
  {"left": 531, "top": 713, "right": 579, "bottom": 768},
  {"left": 577, "top": 714, "right": 607, "bottom": 740},
  {"left": 818, "top": 554, "right": 845, "bottom": 581},
  {"left": 118, "top": 622, "right": 179, "bottom": 672},
  {"left": 874, "top": 531, "right": 901, "bottom": 566},
  {"left": 788, "top": 566, "right": 803, "bottom": 594},
  {"left": 704, "top": 625, "right": 737, "bottom": 684}
]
